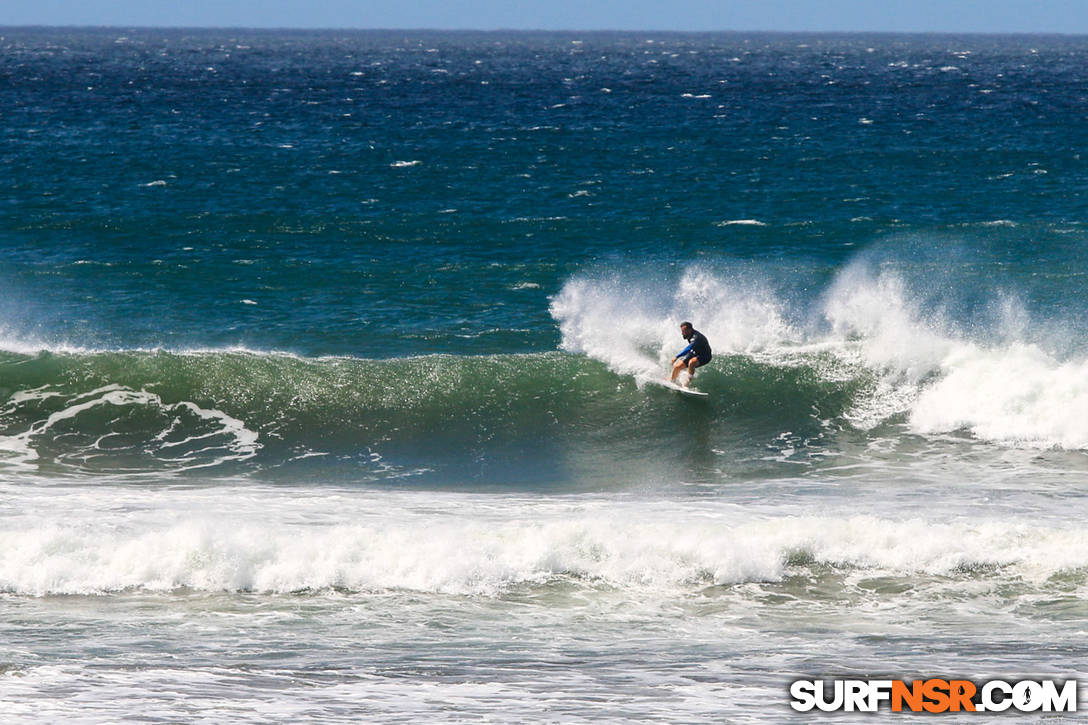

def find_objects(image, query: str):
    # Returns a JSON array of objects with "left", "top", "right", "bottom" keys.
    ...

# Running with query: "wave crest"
[{"left": 551, "top": 260, "right": 1088, "bottom": 449}]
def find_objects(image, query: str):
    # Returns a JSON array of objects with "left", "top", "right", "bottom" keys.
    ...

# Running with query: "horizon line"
[{"left": 1, "top": 25, "right": 1086, "bottom": 37}]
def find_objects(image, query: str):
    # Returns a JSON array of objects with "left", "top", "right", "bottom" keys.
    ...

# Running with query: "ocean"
[{"left": 2, "top": 27, "right": 1088, "bottom": 721}]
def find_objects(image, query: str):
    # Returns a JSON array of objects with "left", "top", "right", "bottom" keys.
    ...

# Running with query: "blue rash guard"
[{"left": 676, "top": 329, "right": 712, "bottom": 365}]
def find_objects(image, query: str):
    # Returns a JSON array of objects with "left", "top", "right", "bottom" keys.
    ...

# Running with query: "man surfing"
[{"left": 670, "top": 321, "right": 712, "bottom": 387}]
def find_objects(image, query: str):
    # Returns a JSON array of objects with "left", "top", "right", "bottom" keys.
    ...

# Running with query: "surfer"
[{"left": 670, "top": 321, "right": 712, "bottom": 387}]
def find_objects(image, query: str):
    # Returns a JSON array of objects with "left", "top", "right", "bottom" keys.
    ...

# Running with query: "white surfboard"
[{"left": 646, "top": 377, "right": 709, "bottom": 397}]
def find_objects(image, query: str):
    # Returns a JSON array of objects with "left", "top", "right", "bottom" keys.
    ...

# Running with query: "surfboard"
[{"left": 650, "top": 378, "right": 709, "bottom": 397}]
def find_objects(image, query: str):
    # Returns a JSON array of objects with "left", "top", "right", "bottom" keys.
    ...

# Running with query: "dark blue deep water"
[{"left": 3, "top": 30, "right": 1085, "bottom": 355}]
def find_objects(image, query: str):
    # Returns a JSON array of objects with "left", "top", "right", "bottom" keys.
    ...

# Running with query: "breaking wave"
[
  {"left": 3, "top": 488, "right": 1085, "bottom": 596},
  {"left": 1, "top": 250, "right": 1087, "bottom": 485},
  {"left": 551, "top": 255, "right": 1088, "bottom": 450}
]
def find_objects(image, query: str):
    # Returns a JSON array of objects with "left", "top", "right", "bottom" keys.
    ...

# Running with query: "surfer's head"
[{"left": 680, "top": 321, "right": 693, "bottom": 338}]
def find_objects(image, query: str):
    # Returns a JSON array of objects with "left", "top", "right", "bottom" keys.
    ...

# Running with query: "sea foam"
[{"left": 2, "top": 488, "right": 1085, "bottom": 597}]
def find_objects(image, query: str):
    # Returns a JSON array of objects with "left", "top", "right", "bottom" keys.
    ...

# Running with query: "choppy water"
[{"left": 2, "top": 28, "right": 1088, "bottom": 722}]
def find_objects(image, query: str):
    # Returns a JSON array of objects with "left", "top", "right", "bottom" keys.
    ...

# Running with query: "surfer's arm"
[{"left": 674, "top": 343, "right": 693, "bottom": 360}]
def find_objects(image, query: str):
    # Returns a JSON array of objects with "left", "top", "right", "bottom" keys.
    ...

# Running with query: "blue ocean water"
[{"left": 2, "top": 28, "right": 1088, "bottom": 722}]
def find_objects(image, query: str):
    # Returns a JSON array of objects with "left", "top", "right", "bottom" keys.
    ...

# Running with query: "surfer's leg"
[
  {"left": 670, "top": 357, "right": 687, "bottom": 382},
  {"left": 684, "top": 358, "right": 698, "bottom": 385}
]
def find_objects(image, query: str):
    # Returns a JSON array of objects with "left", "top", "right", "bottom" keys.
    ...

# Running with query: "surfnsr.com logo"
[{"left": 790, "top": 678, "right": 1078, "bottom": 713}]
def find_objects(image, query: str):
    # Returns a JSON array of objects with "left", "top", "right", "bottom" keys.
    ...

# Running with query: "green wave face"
[{"left": 0, "top": 348, "right": 871, "bottom": 486}]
